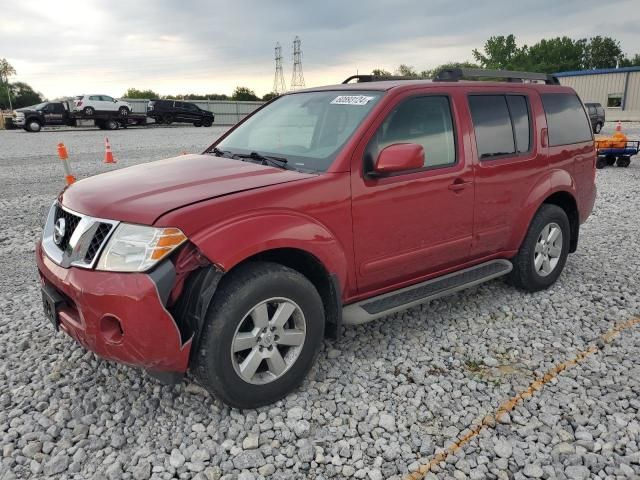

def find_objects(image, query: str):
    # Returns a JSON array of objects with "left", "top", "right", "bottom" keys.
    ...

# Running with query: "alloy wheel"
[{"left": 534, "top": 222, "right": 563, "bottom": 277}]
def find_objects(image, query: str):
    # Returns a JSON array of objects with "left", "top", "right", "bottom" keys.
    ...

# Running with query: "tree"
[
  {"left": 0, "top": 81, "right": 43, "bottom": 109},
  {"left": 620, "top": 53, "right": 640, "bottom": 67},
  {"left": 231, "top": 87, "right": 259, "bottom": 101},
  {"left": 262, "top": 92, "right": 278, "bottom": 101},
  {"left": 583, "top": 36, "right": 623, "bottom": 69},
  {"left": 122, "top": 88, "right": 160, "bottom": 99},
  {"left": 472, "top": 35, "right": 527, "bottom": 70},
  {"left": 421, "top": 61, "right": 479, "bottom": 78},
  {"left": 526, "top": 37, "right": 586, "bottom": 73},
  {"left": 0, "top": 58, "right": 17, "bottom": 109},
  {"left": 394, "top": 64, "right": 419, "bottom": 78},
  {"left": 371, "top": 68, "right": 392, "bottom": 77}
]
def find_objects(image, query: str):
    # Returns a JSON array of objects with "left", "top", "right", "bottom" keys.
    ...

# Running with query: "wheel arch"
[{"left": 511, "top": 171, "right": 580, "bottom": 254}]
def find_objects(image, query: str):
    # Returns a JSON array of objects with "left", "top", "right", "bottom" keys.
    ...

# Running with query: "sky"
[{"left": 2, "top": 0, "right": 639, "bottom": 99}]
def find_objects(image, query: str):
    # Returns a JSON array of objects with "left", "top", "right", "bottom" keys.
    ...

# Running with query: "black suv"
[
  {"left": 147, "top": 100, "right": 214, "bottom": 127},
  {"left": 585, "top": 102, "right": 605, "bottom": 133}
]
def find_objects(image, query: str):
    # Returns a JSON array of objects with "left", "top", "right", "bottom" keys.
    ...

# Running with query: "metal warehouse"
[{"left": 555, "top": 66, "right": 640, "bottom": 121}]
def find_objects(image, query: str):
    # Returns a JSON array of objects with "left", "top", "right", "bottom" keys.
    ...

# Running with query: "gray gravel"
[{"left": 1, "top": 123, "right": 639, "bottom": 479}]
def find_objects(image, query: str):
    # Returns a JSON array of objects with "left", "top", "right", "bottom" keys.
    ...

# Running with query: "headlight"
[{"left": 96, "top": 224, "right": 187, "bottom": 272}]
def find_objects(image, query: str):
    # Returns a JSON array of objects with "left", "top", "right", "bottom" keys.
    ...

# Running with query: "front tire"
[
  {"left": 118, "top": 106, "right": 129, "bottom": 117},
  {"left": 193, "top": 262, "right": 324, "bottom": 408},
  {"left": 26, "top": 120, "right": 42, "bottom": 132},
  {"left": 508, "top": 204, "right": 570, "bottom": 292}
]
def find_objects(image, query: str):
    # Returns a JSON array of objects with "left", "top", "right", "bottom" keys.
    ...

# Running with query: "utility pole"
[
  {"left": 290, "top": 36, "right": 305, "bottom": 91},
  {"left": 273, "top": 42, "right": 287, "bottom": 95}
]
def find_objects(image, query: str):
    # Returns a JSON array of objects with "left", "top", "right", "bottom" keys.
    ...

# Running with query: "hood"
[{"left": 61, "top": 154, "right": 316, "bottom": 224}]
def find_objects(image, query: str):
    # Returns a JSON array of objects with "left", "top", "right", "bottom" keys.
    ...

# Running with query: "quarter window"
[
  {"left": 468, "top": 95, "right": 532, "bottom": 159},
  {"left": 366, "top": 96, "right": 456, "bottom": 170},
  {"left": 541, "top": 93, "right": 592, "bottom": 146}
]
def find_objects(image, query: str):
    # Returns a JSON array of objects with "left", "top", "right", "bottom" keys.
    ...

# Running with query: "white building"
[{"left": 555, "top": 66, "right": 640, "bottom": 121}]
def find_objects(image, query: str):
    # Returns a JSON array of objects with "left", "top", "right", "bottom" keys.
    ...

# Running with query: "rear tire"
[
  {"left": 194, "top": 121, "right": 202, "bottom": 127},
  {"left": 203, "top": 118, "right": 213, "bottom": 127},
  {"left": 163, "top": 115, "right": 173, "bottom": 125},
  {"left": 105, "top": 119, "right": 119, "bottom": 130},
  {"left": 83, "top": 106, "right": 94, "bottom": 116},
  {"left": 508, "top": 204, "right": 570, "bottom": 292},
  {"left": 193, "top": 262, "right": 324, "bottom": 409}
]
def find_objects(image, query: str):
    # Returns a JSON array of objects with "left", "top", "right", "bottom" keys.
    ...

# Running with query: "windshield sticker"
[{"left": 330, "top": 95, "right": 375, "bottom": 106}]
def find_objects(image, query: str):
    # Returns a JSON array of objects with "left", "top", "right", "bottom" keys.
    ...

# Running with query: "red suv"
[{"left": 37, "top": 69, "right": 596, "bottom": 408}]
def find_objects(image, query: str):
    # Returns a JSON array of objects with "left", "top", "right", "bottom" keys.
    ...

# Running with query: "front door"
[{"left": 351, "top": 91, "right": 475, "bottom": 293}]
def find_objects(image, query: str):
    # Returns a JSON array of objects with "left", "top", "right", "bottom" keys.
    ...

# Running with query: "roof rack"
[
  {"left": 342, "top": 74, "right": 417, "bottom": 84},
  {"left": 433, "top": 67, "right": 560, "bottom": 85}
]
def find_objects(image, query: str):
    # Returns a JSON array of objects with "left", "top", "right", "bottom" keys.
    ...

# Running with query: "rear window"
[
  {"left": 468, "top": 94, "right": 531, "bottom": 159},
  {"left": 541, "top": 93, "right": 592, "bottom": 146}
]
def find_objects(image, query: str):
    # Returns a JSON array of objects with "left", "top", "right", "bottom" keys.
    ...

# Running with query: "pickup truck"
[{"left": 13, "top": 101, "right": 146, "bottom": 132}]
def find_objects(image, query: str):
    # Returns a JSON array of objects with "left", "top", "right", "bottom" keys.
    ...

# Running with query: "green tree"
[
  {"left": 231, "top": 86, "right": 259, "bottom": 101},
  {"left": 262, "top": 92, "right": 278, "bottom": 101},
  {"left": 394, "top": 64, "right": 419, "bottom": 78},
  {"left": 583, "top": 36, "right": 623, "bottom": 69},
  {"left": 122, "top": 88, "right": 160, "bottom": 99},
  {"left": 620, "top": 53, "right": 640, "bottom": 67},
  {"left": 0, "top": 81, "right": 43, "bottom": 109},
  {"left": 0, "top": 58, "right": 17, "bottom": 109},
  {"left": 371, "top": 68, "right": 392, "bottom": 77},
  {"left": 526, "top": 37, "right": 586, "bottom": 73},
  {"left": 472, "top": 34, "right": 527, "bottom": 70},
  {"left": 422, "top": 61, "right": 479, "bottom": 78}
]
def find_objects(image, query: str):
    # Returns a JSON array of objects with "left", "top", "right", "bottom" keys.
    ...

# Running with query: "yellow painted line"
[{"left": 405, "top": 317, "right": 640, "bottom": 480}]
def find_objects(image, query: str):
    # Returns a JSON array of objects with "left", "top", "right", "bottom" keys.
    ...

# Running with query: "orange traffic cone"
[
  {"left": 104, "top": 137, "right": 116, "bottom": 164},
  {"left": 57, "top": 142, "right": 76, "bottom": 185},
  {"left": 615, "top": 121, "right": 622, "bottom": 132}
]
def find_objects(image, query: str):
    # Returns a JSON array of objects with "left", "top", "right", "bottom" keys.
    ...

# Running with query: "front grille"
[
  {"left": 84, "top": 223, "right": 113, "bottom": 262},
  {"left": 54, "top": 205, "right": 81, "bottom": 251}
]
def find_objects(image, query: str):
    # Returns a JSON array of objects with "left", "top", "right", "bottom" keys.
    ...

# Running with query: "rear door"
[
  {"left": 466, "top": 89, "right": 545, "bottom": 258},
  {"left": 351, "top": 88, "right": 475, "bottom": 292}
]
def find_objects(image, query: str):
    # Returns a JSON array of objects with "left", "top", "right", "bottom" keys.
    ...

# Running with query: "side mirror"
[
  {"left": 114, "top": 99, "right": 118, "bottom": 103},
  {"left": 373, "top": 143, "right": 425, "bottom": 175}
]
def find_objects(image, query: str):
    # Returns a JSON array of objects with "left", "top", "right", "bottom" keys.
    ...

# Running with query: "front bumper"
[
  {"left": 14, "top": 116, "right": 25, "bottom": 127},
  {"left": 36, "top": 241, "right": 191, "bottom": 373}
]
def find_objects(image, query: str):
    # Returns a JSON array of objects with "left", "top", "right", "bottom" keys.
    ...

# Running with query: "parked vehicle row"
[
  {"left": 37, "top": 68, "right": 597, "bottom": 408},
  {"left": 12, "top": 95, "right": 215, "bottom": 132}
]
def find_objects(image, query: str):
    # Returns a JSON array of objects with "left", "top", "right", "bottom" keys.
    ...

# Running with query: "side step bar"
[{"left": 342, "top": 259, "right": 512, "bottom": 325}]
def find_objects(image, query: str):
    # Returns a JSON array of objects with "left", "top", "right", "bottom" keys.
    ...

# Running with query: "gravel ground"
[{"left": 1, "top": 123, "right": 639, "bottom": 480}]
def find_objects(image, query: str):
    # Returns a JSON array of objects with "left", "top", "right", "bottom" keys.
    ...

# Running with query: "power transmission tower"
[
  {"left": 273, "top": 42, "right": 287, "bottom": 94},
  {"left": 290, "top": 36, "right": 305, "bottom": 91}
]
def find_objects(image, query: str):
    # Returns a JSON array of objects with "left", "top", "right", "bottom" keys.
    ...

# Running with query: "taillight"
[{"left": 76, "top": 101, "right": 83, "bottom": 107}]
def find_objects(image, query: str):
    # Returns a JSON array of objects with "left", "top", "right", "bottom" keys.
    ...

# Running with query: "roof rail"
[
  {"left": 342, "top": 74, "right": 417, "bottom": 84},
  {"left": 433, "top": 67, "right": 560, "bottom": 85}
]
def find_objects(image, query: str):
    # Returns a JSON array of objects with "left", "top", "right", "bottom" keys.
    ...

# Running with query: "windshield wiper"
[
  {"left": 210, "top": 147, "right": 235, "bottom": 158},
  {"left": 236, "top": 151, "right": 289, "bottom": 169}
]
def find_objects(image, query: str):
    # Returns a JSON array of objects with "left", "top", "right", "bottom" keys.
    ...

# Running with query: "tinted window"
[
  {"left": 89, "top": 95, "right": 101, "bottom": 101},
  {"left": 101, "top": 95, "right": 114, "bottom": 102},
  {"left": 469, "top": 95, "right": 515, "bottom": 158},
  {"left": 367, "top": 96, "right": 456, "bottom": 169},
  {"left": 541, "top": 94, "right": 592, "bottom": 146},
  {"left": 507, "top": 96, "right": 531, "bottom": 153}
]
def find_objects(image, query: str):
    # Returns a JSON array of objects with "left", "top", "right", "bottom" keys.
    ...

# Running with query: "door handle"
[{"left": 448, "top": 179, "right": 471, "bottom": 192}]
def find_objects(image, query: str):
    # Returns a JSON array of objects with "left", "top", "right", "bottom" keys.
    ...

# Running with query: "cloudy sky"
[{"left": 3, "top": 0, "right": 639, "bottom": 99}]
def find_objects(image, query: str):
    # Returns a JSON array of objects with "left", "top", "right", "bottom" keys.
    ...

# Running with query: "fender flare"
[
  {"left": 189, "top": 210, "right": 350, "bottom": 293},
  {"left": 508, "top": 169, "right": 578, "bottom": 251}
]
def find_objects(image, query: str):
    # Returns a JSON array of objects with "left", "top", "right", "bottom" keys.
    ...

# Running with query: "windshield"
[
  {"left": 214, "top": 90, "right": 383, "bottom": 172},
  {"left": 28, "top": 102, "right": 49, "bottom": 110}
]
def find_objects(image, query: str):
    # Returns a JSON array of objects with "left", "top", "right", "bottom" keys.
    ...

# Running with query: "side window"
[
  {"left": 52, "top": 104, "right": 64, "bottom": 114},
  {"left": 468, "top": 95, "right": 515, "bottom": 159},
  {"left": 541, "top": 93, "right": 592, "bottom": 146},
  {"left": 101, "top": 95, "right": 114, "bottom": 102},
  {"left": 507, "top": 96, "right": 531, "bottom": 153},
  {"left": 366, "top": 96, "right": 456, "bottom": 170},
  {"left": 89, "top": 95, "right": 101, "bottom": 101}
]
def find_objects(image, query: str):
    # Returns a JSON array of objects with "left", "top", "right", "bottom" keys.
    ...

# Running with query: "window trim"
[
  {"left": 467, "top": 93, "right": 533, "bottom": 162},
  {"left": 363, "top": 93, "right": 459, "bottom": 178}
]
